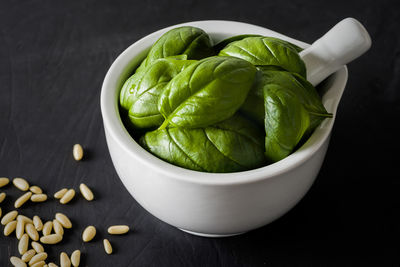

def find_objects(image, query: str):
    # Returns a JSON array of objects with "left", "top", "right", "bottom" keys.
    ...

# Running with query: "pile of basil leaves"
[{"left": 120, "top": 26, "right": 332, "bottom": 173}]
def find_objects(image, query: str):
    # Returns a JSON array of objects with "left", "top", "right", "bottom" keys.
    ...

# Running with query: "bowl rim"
[{"left": 100, "top": 20, "right": 348, "bottom": 186}]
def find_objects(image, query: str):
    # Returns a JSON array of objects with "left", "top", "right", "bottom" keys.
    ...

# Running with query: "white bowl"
[{"left": 100, "top": 20, "right": 348, "bottom": 237}]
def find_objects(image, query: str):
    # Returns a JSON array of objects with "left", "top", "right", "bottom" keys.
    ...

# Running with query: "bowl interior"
[{"left": 100, "top": 20, "right": 348, "bottom": 185}]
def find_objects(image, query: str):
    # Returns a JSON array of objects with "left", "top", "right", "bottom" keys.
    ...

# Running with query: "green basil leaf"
[
  {"left": 262, "top": 71, "right": 329, "bottom": 117},
  {"left": 218, "top": 36, "right": 306, "bottom": 77},
  {"left": 262, "top": 70, "right": 332, "bottom": 162},
  {"left": 264, "top": 84, "right": 310, "bottom": 162},
  {"left": 214, "top": 34, "right": 262, "bottom": 52},
  {"left": 215, "top": 35, "right": 303, "bottom": 53},
  {"left": 158, "top": 56, "right": 257, "bottom": 129},
  {"left": 140, "top": 114, "right": 266, "bottom": 172},
  {"left": 135, "top": 26, "right": 213, "bottom": 73},
  {"left": 120, "top": 58, "right": 196, "bottom": 129},
  {"left": 262, "top": 36, "right": 303, "bottom": 53},
  {"left": 239, "top": 70, "right": 265, "bottom": 125},
  {"left": 240, "top": 68, "right": 328, "bottom": 125}
]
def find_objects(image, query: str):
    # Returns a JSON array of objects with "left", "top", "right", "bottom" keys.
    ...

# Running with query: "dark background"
[{"left": 1, "top": 0, "right": 399, "bottom": 266}]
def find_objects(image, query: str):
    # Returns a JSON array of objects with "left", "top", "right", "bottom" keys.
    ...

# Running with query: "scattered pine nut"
[
  {"left": 21, "top": 249, "right": 36, "bottom": 262},
  {"left": 4, "top": 176, "right": 130, "bottom": 263},
  {"left": 15, "top": 192, "right": 32, "bottom": 208},
  {"left": 82, "top": 226, "right": 96, "bottom": 242},
  {"left": 53, "top": 219, "right": 64, "bottom": 235},
  {"left": 13, "top": 178, "right": 30, "bottom": 191},
  {"left": 17, "top": 215, "right": 33, "bottom": 224},
  {"left": 16, "top": 219, "right": 25, "bottom": 239},
  {"left": 79, "top": 183, "right": 94, "bottom": 201},
  {"left": 25, "top": 223, "right": 39, "bottom": 241},
  {"left": 108, "top": 225, "right": 130, "bottom": 235},
  {"left": 103, "top": 239, "right": 112, "bottom": 254},
  {"left": 29, "top": 252, "right": 48, "bottom": 266},
  {"left": 31, "top": 194, "right": 47, "bottom": 202},
  {"left": 31, "top": 241, "right": 44, "bottom": 253},
  {"left": 60, "top": 189, "right": 75, "bottom": 204},
  {"left": 60, "top": 252, "right": 71, "bottom": 267},
  {"left": 18, "top": 233, "right": 29, "bottom": 255},
  {"left": 54, "top": 188, "right": 68, "bottom": 199},
  {"left": 4, "top": 220, "right": 17, "bottom": 236},
  {"left": 73, "top": 144, "right": 84, "bottom": 161},
  {"left": 29, "top": 186, "right": 43, "bottom": 194},
  {"left": 0, "top": 177, "right": 10, "bottom": 188},
  {"left": 71, "top": 250, "right": 81, "bottom": 267},
  {"left": 0, "top": 207, "right": 2, "bottom": 218},
  {"left": 31, "top": 261, "right": 46, "bottom": 267},
  {"left": 42, "top": 221, "right": 53, "bottom": 236},
  {"left": 40, "top": 233, "right": 62, "bottom": 244},
  {"left": 33, "top": 216, "right": 43, "bottom": 231},
  {"left": 2, "top": 210, "right": 18, "bottom": 225},
  {"left": 55, "top": 213, "right": 72, "bottom": 228},
  {"left": 10, "top": 256, "right": 26, "bottom": 267},
  {"left": 0, "top": 192, "right": 6, "bottom": 203}
]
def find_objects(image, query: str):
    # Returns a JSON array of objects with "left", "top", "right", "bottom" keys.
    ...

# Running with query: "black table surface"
[{"left": 1, "top": 0, "right": 399, "bottom": 266}]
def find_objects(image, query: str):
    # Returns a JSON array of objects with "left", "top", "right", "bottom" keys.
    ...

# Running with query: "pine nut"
[
  {"left": 10, "top": 256, "right": 27, "bottom": 267},
  {"left": 48, "top": 263, "right": 58, "bottom": 267},
  {"left": 108, "top": 225, "right": 130, "bottom": 235},
  {"left": 25, "top": 223, "right": 39, "bottom": 241},
  {"left": 29, "top": 252, "right": 47, "bottom": 265},
  {"left": 16, "top": 218, "right": 25, "bottom": 239},
  {"left": 82, "top": 226, "right": 96, "bottom": 242},
  {"left": 31, "top": 194, "right": 47, "bottom": 202},
  {"left": 0, "top": 207, "right": 2, "bottom": 218},
  {"left": 54, "top": 188, "right": 68, "bottom": 199},
  {"left": 31, "top": 261, "right": 46, "bottom": 267},
  {"left": 71, "top": 250, "right": 80, "bottom": 267},
  {"left": 17, "top": 215, "right": 33, "bottom": 224},
  {"left": 33, "top": 216, "right": 43, "bottom": 231},
  {"left": 18, "top": 233, "right": 29, "bottom": 255},
  {"left": 79, "top": 183, "right": 94, "bottom": 201},
  {"left": 73, "top": 144, "right": 84, "bottom": 161},
  {"left": 15, "top": 192, "right": 32, "bottom": 208},
  {"left": 53, "top": 219, "right": 64, "bottom": 235},
  {"left": 40, "top": 233, "right": 62, "bottom": 244},
  {"left": 2, "top": 210, "right": 18, "bottom": 225},
  {"left": 21, "top": 249, "right": 36, "bottom": 262},
  {"left": 0, "top": 192, "right": 6, "bottom": 203},
  {"left": 30, "top": 186, "right": 43, "bottom": 194},
  {"left": 4, "top": 220, "right": 17, "bottom": 236},
  {"left": 13, "top": 178, "right": 30, "bottom": 191},
  {"left": 60, "top": 189, "right": 75, "bottom": 204},
  {"left": 42, "top": 221, "right": 53, "bottom": 236},
  {"left": 31, "top": 241, "right": 44, "bottom": 253},
  {"left": 0, "top": 177, "right": 10, "bottom": 188},
  {"left": 55, "top": 213, "right": 72, "bottom": 228},
  {"left": 103, "top": 239, "right": 112, "bottom": 254},
  {"left": 60, "top": 252, "right": 71, "bottom": 267}
]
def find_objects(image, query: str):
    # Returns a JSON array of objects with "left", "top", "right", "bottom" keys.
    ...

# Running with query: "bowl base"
[{"left": 179, "top": 228, "right": 246, "bottom": 238}]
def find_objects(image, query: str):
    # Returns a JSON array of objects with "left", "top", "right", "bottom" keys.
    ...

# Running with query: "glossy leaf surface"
[
  {"left": 120, "top": 58, "right": 196, "bottom": 129},
  {"left": 215, "top": 35, "right": 302, "bottom": 53},
  {"left": 262, "top": 70, "right": 332, "bottom": 162},
  {"left": 219, "top": 36, "right": 306, "bottom": 77},
  {"left": 136, "top": 26, "right": 213, "bottom": 73},
  {"left": 241, "top": 68, "right": 328, "bottom": 126},
  {"left": 141, "top": 114, "right": 266, "bottom": 172},
  {"left": 158, "top": 56, "right": 257, "bottom": 128}
]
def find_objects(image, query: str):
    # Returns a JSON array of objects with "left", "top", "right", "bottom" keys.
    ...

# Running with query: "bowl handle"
[{"left": 300, "top": 18, "right": 371, "bottom": 86}]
